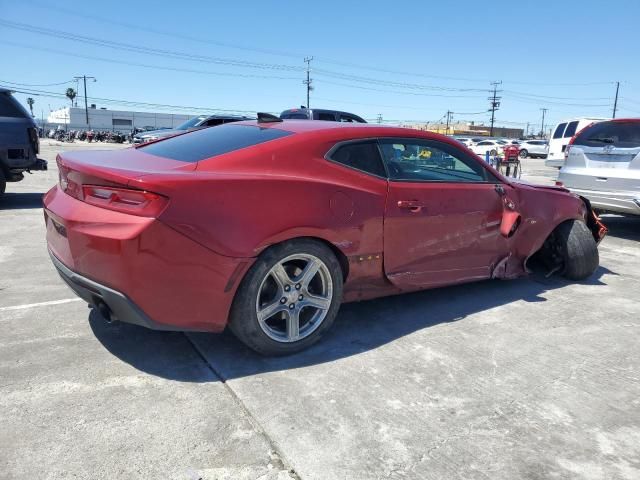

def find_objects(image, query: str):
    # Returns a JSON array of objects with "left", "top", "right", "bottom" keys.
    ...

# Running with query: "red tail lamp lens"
[{"left": 81, "top": 185, "right": 168, "bottom": 217}]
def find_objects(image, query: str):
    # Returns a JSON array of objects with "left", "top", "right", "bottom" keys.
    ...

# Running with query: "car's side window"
[
  {"left": 318, "top": 113, "right": 336, "bottom": 121},
  {"left": 328, "top": 141, "right": 387, "bottom": 178},
  {"left": 379, "top": 139, "right": 490, "bottom": 183}
]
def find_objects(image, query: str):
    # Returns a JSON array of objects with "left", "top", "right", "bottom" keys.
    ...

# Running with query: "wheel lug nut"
[
  {"left": 284, "top": 285, "right": 291, "bottom": 292},
  {"left": 298, "top": 294, "right": 303, "bottom": 301},
  {"left": 295, "top": 284, "right": 301, "bottom": 290},
  {"left": 280, "top": 297, "right": 287, "bottom": 304},
  {"left": 289, "top": 303, "right": 295, "bottom": 309}
]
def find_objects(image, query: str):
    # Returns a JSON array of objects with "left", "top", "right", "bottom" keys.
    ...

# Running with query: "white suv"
[
  {"left": 518, "top": 140, "right": 548, "bottom": 159},
  {"left": 546, "top": 118, "right": 607, "bottom": 168}
]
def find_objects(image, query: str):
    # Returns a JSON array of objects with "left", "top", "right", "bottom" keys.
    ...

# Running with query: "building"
[
  {"left": 47, "top": 106, "right": 194, "bottom": 132},
  {"left": 401, "top": 122, "right": 524, "bottom": 138}
]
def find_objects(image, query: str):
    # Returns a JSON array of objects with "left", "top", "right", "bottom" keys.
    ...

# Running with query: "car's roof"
[{"left": 233, "top": 119, "right": 454, "bottom": 140}]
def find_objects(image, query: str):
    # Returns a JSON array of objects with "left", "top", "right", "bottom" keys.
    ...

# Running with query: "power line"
[
  {"left": 2, "top": 41, "right": 301, "bottom": 81},
  {"left": 0, "top": 20, "right": 304, "bottom": 72},
  {"left": 0, "top": 78, "right": 74, "bottom": 87}
]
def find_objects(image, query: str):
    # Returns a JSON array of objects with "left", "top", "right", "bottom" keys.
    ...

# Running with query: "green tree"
[
  {"left": 65, "top": 88, "right": 77, "bottom": 107},
  {"left": 26, "top": 97, "right": 35, "bottom": 117}
]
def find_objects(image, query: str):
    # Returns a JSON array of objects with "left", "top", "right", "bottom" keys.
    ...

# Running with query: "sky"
[{"left": 2, "top": 0, "right": 640, "bottom": 133}]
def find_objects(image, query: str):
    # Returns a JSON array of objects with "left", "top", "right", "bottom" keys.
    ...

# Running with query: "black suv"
[
  {"left": 0, "top": 88, "right": 47, "bottom": 196},
  {"left": 280, "top": 107, "right": 367, "bottom": 123}
]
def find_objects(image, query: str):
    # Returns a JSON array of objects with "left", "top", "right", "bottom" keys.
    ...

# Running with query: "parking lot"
[{"left": 1, "top": 140, "right": 639, "bottom": 479}]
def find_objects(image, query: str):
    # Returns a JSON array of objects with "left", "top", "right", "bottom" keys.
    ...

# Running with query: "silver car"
[
  {"left": 518, "top": 140, "right": 548, "bottom": 159},
  {"left": 558, "top": 119, "right": 640, "bottom": 215}
]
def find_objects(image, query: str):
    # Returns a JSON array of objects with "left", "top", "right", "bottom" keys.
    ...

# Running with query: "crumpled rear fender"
[{"left": 579, "top": 196, "right": 608, "bottom": 244}]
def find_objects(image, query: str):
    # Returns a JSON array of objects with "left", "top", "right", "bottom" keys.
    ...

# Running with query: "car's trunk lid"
[{"left": 57, "top": 148, "right": 197, "bottom": 190}]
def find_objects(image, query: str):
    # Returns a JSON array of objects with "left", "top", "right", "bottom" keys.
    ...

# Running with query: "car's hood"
[{"left": 509, "top": 177, "right": 569, "bottom": 192}]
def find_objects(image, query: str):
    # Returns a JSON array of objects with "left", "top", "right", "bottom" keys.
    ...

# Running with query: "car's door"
[{"left": 380, "top": 138, "right": 510, "bottom": 289}]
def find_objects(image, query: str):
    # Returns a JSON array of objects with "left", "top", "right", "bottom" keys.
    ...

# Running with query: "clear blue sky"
[{"left": 2, "top": 0, "right": 640, "bottom": 132}]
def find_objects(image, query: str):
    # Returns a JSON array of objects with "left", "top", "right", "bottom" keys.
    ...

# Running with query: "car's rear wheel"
[
  {"left": 229, "top": 239, "right": 343, "bottom": 356},
  {"left": 555, "top": 220, "right": 599, "bottom": 280},
  {"left": 490, "top": 149, "right": 497, "bottom": 156},
  {"left": 519, "top": 149, "right": 528, "bottom": 159}
]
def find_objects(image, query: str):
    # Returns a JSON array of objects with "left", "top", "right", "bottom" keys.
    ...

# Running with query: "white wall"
[{"left": 47, "top": 107, "right": 193, "bottom": 131}]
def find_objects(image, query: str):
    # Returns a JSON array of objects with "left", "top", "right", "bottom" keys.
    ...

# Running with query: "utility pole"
[
  {"left": 445, "top": 110, "right": 453, "bottom": 134},
  {"left": 74, "top": 75, "right": 96, "bottom": 128},
  {"left": 612, "top": 81, "right": 620, "bottom": 119},
  {"left": 540, "top": 108, "right": 548, "bottom": 139},
  {"left": 525, "top": 122, "right": 530, "bottom": 138},
  {"left": 303, "top": 57, "right": 313, "bottom": 108},
  {"left": 376, "top": 114, "right": 383, "bottom": 124},
  {"left": 488, "top": 81, "right": 502, "bottom": 137}
]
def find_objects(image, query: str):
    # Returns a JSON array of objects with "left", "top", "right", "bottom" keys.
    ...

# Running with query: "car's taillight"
[
  {"left": 555, "top": 181, "right": 564, "bottom": 186},
  {"left": 81, "top": 185, "right": 168, "bottom": 217}
]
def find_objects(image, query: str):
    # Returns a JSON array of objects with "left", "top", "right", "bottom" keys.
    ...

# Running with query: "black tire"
[
  {"left": 555, "top": 220, "right": 599, "bottom": 280},
  {"left": 490, "top": 149, "right": 497, "bottom": 156},
  {"left": 519, "top": 149, "right": 528, "bottom": 159},
  {"left": 0, "top": 168, "right": 6, "bottom": 197},
  {"left": 229, "top": 239, "right": 344, "bottom": 356}
]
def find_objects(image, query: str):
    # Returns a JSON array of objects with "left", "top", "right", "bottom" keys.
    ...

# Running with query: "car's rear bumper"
[
  {"left": 49, "top": 249, "right": 178, "bottom": 330},
  {"left": 545, "top": 158, "right": 564, "bottom": 168},
  {"left": 44, "top": 185, "right": 253, "bottom": 332},
  {"left": 565, "top": 186, "right": 640, "bottom": 215}
]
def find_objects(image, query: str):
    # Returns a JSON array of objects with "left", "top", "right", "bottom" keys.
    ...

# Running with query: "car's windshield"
[{"left": 175, "top": 116, "right": 207, "bottom": 130}]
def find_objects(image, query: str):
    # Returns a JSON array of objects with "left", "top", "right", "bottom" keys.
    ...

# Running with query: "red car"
[{"left": 44, "top": 117, "right": 606, "bottom": 355}]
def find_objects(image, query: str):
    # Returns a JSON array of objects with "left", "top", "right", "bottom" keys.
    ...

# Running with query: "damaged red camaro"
[{"left": 44, "top": 118, "right": 606, "bottom": 355}]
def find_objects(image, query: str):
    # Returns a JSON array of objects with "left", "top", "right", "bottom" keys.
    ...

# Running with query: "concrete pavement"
[{"left": 1, "top": 141, "right": 639, "bottom": 479}]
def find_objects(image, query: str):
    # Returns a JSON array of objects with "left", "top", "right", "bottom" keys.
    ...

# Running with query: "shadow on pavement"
[
  {"left": 0, "top": 192, "right": 44, "bottom": 210},
  {"left": 90, "top": 266, "right": 612, "bottom": 383},
  {"left": 600, "top": 214, "right": 640, "bottom": 242},
  {"left": 88, "top": 309, "right": 216, "bottom": 382}
]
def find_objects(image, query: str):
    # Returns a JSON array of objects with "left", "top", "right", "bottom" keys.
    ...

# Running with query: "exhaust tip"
[{"left": 95, "top": 300, "right": 116, "bottom": 324}]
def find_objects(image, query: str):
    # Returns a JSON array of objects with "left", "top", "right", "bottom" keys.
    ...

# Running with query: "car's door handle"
[{"left": 397, "top": 200, "right": 425, "bottom": 212}]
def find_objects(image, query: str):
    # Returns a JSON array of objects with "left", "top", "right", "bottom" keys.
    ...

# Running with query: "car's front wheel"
[
  {"left": 229, "top": 239, "right": 343, "bottom": 356},
  {"left": 556, "top": 220, "right": 599, "bottom": 280},
  {"left": 519, "top": 149, "right": 528, "bottom": 159}
]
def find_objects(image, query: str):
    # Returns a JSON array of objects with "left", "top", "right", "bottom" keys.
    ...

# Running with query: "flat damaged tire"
[{"left": 556, "top": 220, "right": 599, "bottom": 280}]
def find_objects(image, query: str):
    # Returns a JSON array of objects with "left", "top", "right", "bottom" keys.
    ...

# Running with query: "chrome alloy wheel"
[{"left": 256, "top": 253, "right": 333, "bottom": 343}]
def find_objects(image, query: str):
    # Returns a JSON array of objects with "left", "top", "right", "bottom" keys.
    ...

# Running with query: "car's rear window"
[
  {"left": 564, "top": 121, "right": 579, "bottom": 138},
  {"left": 553, "top": 123, "right": 567, "bottom": 139},
  {"left": 0, "top": 93, "right": 28, "bottom": 118},
  {"left": 573, "top": 121, "right": 640, "bottom": 148},
  {"left": 139, "top": 124, "right": 293, "bottom": 162}
]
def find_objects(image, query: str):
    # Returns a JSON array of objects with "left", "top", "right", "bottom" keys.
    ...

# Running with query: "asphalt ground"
[{"left": 1, "top": 139, "right": 639, "bottom": 480}]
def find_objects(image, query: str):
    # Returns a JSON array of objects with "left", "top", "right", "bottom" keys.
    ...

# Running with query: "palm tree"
[
  {"left": 65, "top": 88, "right": 77, "bottom": 108},
  {"left": 26, "top": 97, "right": 35, "bottom": 117}
]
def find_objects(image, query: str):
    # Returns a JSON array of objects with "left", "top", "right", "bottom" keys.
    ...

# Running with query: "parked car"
[
  {"left": 469, "top": 139, "right": 507, "bottom": 157},
  {"left": 518, "top": 140, "right": 549, "bottom": 159},
  {"left": 0, "top": 88, "right": 47, "bottom": 197},
  {"left": 280, "top": 107, "right": 366, "bottom": 123},
  {"left": 45, "top": 119, "right": 606, "bottom": 355},
  {"left": 132, "top": 114, "right": 251, "bottom": 144},
  {"left": 546, "top": 118, "right": 608, "bottom": 168},
  {"left": 557, "top": 118, "right": 640, "bottom": 215},
  {"left": 453, "top": 137, "right": 473, "bottom": 147}
]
